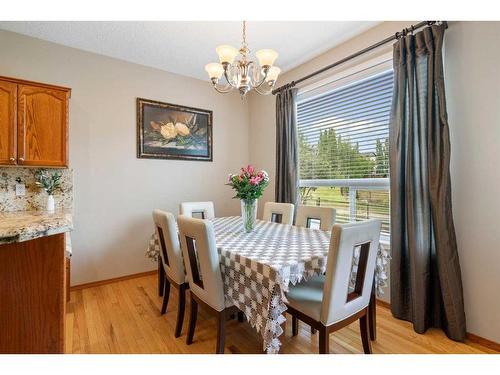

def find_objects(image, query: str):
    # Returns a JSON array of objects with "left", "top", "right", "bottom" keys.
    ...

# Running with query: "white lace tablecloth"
[{"left": 146, "top": 216, "right": 389, "bottom": 353}]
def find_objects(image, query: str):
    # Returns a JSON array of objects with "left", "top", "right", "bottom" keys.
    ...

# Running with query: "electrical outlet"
[{"left": 15, "top": 183, "right": 26, "bottom": 196}]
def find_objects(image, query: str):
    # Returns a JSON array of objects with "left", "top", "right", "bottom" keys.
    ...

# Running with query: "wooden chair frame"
[
  {"left": 287, "top": 303, "right": 372, "bottom": 354},
  {"left": 160, "top": 270, "right": 189, "bottom": 338},
  {"left": 186, "top": 291, "right": 241, "bottom": 354},
  {"left": 154, "top": 218, "right": 188, "bottom": 338}
]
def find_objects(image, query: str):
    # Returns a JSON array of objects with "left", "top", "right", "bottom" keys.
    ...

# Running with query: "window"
[{"left": 297, "top": 62, "right": 392, "bottom": 241}]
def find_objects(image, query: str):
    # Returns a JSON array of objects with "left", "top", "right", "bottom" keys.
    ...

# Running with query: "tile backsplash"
[{"left": 0, "top": 167, "right": 73, "bottom": 212}]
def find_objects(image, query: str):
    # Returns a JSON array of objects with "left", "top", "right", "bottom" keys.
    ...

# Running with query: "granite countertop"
[{"left": 0, "top": 209, "right": 73, "bottom": 245}]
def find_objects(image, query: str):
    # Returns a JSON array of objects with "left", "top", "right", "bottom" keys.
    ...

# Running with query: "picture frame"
[{"left": 136, "top": 98, "right": 213, "bottom": 161}]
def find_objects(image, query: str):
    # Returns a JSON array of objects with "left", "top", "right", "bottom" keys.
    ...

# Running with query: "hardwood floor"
[{"left": 66, "top": 274, "right": 496, "bottom": 354}]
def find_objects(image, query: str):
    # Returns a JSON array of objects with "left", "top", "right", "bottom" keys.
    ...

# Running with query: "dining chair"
[
  {"left": 295, "top": 205, "right": 336, "bottom": 231},
  {"left": 177, "top": 215, "right": 240, "bottom": 354},
  {"left": 294, "top": 205, "right": 337, "bottom": 334},
  {"left": 179, "top": 201, "right": 215, "bottom": 219},
  {"left": 152, "top": 209, "right": 189, "bottom": 338},
  {"left": 285, "top": 219, "right": 381, "bottom": 354},
  {"left": 262, "top": 202, "right": 294, "bottom": 225}
]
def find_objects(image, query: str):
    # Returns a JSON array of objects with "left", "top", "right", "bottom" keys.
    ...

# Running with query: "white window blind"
[
  {"left": 297, "top": 68, "right": 393, "bottom": 239},
  {"left": 297, "top": 69, "right": 392, "bottom": 179}
]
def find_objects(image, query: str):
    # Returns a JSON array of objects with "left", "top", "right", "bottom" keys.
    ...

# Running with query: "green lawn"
[{"left": 300, "top": 186, "right": 390, "bottom": 235}]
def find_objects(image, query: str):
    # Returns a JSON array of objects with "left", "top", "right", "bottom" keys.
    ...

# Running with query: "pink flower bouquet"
[
  {"left": 227, "top": 165, "right": 269, "bottom": 232},
  {"left": 227, "top": 165, "right": 270, "bottom": 202}
]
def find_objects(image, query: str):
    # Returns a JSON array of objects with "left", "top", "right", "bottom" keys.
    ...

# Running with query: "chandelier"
[{"left": 205, "top": 21, "right": 280, "bottom": 98}]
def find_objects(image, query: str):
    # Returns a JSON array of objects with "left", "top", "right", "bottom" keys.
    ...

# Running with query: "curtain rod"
[{"left": 272, "top": 21, "right": 447, "bottom": 95}]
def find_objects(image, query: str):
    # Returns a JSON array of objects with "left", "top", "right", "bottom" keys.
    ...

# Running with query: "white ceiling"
[{"left": 0, "top": 21, "right": 379, "bottom": 80}]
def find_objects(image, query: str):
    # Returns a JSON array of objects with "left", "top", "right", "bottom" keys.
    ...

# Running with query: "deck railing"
[{"left": 299, "top": 178, "right": 390, "bottom": 244}]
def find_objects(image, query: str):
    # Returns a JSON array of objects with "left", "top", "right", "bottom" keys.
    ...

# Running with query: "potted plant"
[
  {"left": 35, "top": 169, "right": 62, "bottom": 212},
  {"left": 227, "top": 165, "right": 269, "bottom": 232}
]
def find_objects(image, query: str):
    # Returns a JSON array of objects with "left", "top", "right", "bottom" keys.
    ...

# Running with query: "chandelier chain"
[{"left": 242, "top": 21, "right": 247, "bottom": 50}]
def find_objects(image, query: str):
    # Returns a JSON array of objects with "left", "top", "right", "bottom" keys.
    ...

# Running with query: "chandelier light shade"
[
  {"left": 255, "top": 49, "right": 279, "bottom": 67},
  {"left": 205, "top": 21, "right": 281, "bottom": 97},
  {"left": 205, "top": 63, "right": 224, "bottom": 79},
  {"left": 216, "top": 45, "right": 240, "bottom": 65},
  {"left": 265, "top": 66, "right": 281, "bottom": 82}
]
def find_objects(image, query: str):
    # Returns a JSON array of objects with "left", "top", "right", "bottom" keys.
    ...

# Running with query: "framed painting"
[{"left": 137, "top": 98, "right": 213, "bottom": 161}]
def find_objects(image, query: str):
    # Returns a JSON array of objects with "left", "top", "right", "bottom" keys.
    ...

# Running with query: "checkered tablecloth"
[{"left": 146, "top": 216, "right": 389, "bottom": 353}]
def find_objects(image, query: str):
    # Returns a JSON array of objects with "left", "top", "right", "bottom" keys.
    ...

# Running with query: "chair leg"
[
  {"left": 318, "top": 328, "right": 329, "bottom": 354},
  {"left": 160, "top": 279, "right": 170, "bottom": 315},
  {"left": 186, "top": 293, "right": 198, "bottom": 345},
  {"left": 311, "top": 326, "right": 317, "bottom": 335},
  {"left": 175, "top": 284, "right": 186, "bottom": 337},
  {"left": 360, "top": 313, "right": 372, "bottom": 354},
  {"left": 158, "top": 260, "right": 165, "bottom": 297},
  {"left": 216, "top": 311, "right": 226, "bottom": 354},
  {"left": 368, "top": 286, "right": 376, "bottom": 341},
  {"left": 292, "top": 315, "right": 298, "bottom": 336}
]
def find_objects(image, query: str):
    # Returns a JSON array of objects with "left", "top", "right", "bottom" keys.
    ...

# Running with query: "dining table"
[{"left": 145, "top": 216, "right": 389, "bottom": 354}]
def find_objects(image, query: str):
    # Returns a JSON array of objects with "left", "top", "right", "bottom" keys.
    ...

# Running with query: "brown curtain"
[
  {"left": 389, "top": 24, "right": 466, "bottom": 341},
  {"left": 275, "top": 87, "right": 299, "bottom": 205}
]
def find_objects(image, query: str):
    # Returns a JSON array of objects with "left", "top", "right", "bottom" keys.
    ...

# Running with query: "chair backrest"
[
  {"left": 177, "top": 215, "right": 225, "bottom": 312},
  {"left": 179, "top": 201, "right": 215, "bottom": 219},
  {"left": 262, "top": 202, "right": 295, "bottom": 225},
  {"left": 152, "top": 209, "right": 185, "bottom": 285},
  {"left": 320, "top": 219, "right": 381, "bottom": 326},
  {"left": 295, "top": 206, "right": 336, "bottom": 231}
]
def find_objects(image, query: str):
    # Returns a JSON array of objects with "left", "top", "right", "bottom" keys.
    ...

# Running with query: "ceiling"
[{"left": 0, "top": 21, "right": 379, "bottom": 80}]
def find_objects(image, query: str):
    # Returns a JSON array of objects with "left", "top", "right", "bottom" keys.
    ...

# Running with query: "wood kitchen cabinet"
[
  {"left": 0, "top": 76, "right": 71, "bottom": 167},
  {"left": 0, "top": 233, "right": 67, "bottom": 353},
  {"left": 0, "top": 80, "right": 17, "bottom": 165}
]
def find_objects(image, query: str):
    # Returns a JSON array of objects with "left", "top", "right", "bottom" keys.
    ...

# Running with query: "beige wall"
[
  {"left": 248, "top": 21, "right": 500, "bottom": 343},
  {"left": 445, "top": 21, "right": 500, "bottom": 343},
  {"left": 0, "top": 30, "right": 250, "bottom": 286}
]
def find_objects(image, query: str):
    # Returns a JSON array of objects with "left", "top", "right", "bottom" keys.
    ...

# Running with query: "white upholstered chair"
[
  {"left": 286, "top": 219, "right": 381, "bottom": 354},
  {"left": 262, "top": 202, "right": 295, "bottom": 225},
  {"left": 152, "top": 209, "right": 188, "bottom": 338},
  {"left": 179, "top": 201, "right": 215, "bottom": 219},
  {"left": 177, "top": 215, "right": 240, "bottom": 354},
  {"left": 295, "top": 205, "right": 337, "bottom": 334},
  {"left": 295, "top": 205, "right": 336, "bottom": 231}
]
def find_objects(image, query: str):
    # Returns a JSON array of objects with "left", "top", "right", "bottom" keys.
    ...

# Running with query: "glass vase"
[
  {"left": 240, "top": 199, "right": 258, "bottom": 233},
  {"left": 47, "top": 194, "right": 55, "bottom": 212}
]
